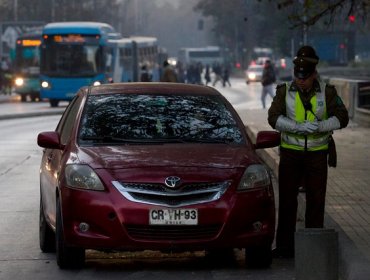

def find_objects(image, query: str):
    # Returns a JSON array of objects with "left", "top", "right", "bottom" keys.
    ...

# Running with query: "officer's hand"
[{"left": 297, "top": 121, "right": 319, "bottom": 135}]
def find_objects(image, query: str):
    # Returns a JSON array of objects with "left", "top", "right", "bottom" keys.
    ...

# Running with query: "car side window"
[{"left": 59, "top": 95, "right": 83, "bottom": 145}]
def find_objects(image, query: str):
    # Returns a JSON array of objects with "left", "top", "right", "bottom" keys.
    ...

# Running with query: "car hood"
[{"left": 76, "top": 144, "right": 256, "bottom": 170}]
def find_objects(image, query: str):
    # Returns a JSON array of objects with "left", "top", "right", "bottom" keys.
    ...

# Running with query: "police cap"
[{"left": 293, "top": 45, "right": 319, "bottom": 79}]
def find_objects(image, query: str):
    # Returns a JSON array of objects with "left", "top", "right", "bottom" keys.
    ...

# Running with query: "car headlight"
[
  {"left": 248, "top": 73, "right": 256, "bottom": 80},
  {"left": 237, "top": 164, "right": 271, "bottom": 191},
  {"left": 65, "top": 165, "right": 105, "bottom": 191},
  {"left": 15, "top": 77, "right": 24, "bottom": 87},
  {"left": 41, "top": 81, "right": 50, "bottom": 88}
]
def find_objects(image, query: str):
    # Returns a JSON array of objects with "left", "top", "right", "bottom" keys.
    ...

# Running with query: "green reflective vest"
[{"left": 281, "top": 82, "right": 330, "bottom": 151}]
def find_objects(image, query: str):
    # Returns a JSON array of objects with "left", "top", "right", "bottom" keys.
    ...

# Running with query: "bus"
[
  {"left": 40, "top": 22, "right": 121, "bottom": 107},
  {"left": 178, "top": 46, "right": 223, "bottom": 66},
  {"left": 13, "top": 32, "right": 42, "bottom": 102},
  {"left": 107, "top": 36, "right": 160, "bottom": 83}
]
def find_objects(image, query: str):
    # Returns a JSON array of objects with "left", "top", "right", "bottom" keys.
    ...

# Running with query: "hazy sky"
[{"left": 154, "top": 0, "right": 180, "bottom": 8}]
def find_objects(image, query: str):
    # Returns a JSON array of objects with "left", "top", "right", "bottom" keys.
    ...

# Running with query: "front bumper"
[{"left": 60, "top": 184, "right": 275, "bottom": 252}]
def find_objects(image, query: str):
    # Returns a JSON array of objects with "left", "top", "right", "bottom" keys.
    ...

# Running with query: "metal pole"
[
  {"left": 303, "top": 15, "right": 308, "bottom": 45},
  {"left": 14, "top": 0, "right": 18, "bottom": 21},
  {"left": 51, "top": 0, "right": 55, "bottom": 21}
]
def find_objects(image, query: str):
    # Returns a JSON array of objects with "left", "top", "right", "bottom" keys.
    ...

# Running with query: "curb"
[{"left": 0, "top": 110, "right": 64, "bottom": 121}]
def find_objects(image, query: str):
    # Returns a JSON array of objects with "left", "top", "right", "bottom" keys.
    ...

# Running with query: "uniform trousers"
[{"left": 275, "top": 147, "right": 328, "bottom": 252}]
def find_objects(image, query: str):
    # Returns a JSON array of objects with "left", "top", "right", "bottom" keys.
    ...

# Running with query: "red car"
[{"left": 37, "top": 83, "right": 280, "bottom": 269}]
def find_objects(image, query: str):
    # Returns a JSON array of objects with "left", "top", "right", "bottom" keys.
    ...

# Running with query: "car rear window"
[{"left": 78, "top": 94, "right": 245, "bottom": 145}]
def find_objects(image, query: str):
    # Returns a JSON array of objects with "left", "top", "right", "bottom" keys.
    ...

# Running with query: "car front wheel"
[{"left": 56, "top": 199, "right": 85, "bottom": 269}]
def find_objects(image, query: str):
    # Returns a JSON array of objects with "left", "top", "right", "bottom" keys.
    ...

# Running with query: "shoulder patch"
[{"left": 336, "top": 96, "right": 344, "bottom": 105}]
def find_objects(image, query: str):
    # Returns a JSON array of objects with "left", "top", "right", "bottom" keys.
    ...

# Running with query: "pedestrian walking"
[
  {"left": 140, "top": 65, "right": 152, "bottom": 82},
  {"left": 222, "top": 66, "right": 231, "bottom": 87},
  {"left": 204, "top": 64, "right": 211, "bottom": 86},
  {"left": 267, "top": 45, "right": 349, "bottom": 258},
  {"left": 160, "top": 60, "right": 178, "bottom": 83},
  {"left": 212, "top": 63, "right": 222, "bottom": 86},
  {"left": 261, "top": 60, "right": 276, "bottom": 108}
]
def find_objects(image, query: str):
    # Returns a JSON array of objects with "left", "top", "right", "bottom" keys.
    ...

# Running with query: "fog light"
[
  {"left": 79, "top": 222, "right": 90, "bottom": 232},
  {"left": 252, "top": 221, "right": 263, "bottom": 232}
]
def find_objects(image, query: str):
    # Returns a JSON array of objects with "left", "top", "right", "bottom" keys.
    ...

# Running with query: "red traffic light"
[{"left": 348, "top": 15, "right": 355, "bottom": 23}]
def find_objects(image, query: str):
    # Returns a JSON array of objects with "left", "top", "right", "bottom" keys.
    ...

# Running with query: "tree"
[
  {"left": 0, "top": 0, "right": 121, "bottom": 25},
  {"left": 271, "top": 0, "right": 370, "bottom": 28},
  {"left": 194, "top": 0, "right": 294, "bottom": 63},
  {"left": 194, "top": 0, "right": 370, "bottom": 65}
]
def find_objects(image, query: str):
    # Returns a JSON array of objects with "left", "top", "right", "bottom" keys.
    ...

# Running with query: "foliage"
[
  {"left": 194, "top": 0, "right": 294, "bottom": 59},
  {"left": 272, "top": 0, "right": 370, "bottom": 28},
  {"left": 0, "top": 0, "right": 121, "bottom": 25},
  {"left": 194, "top": 0, "right": 370, "bottom": 63}
]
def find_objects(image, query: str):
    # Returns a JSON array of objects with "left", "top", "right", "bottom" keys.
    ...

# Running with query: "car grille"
[
  {"left": 125, "top": 224, "right": 221, "bottom": 240},
  {"left": 112, "top": 181, "right": 230, "bottom": 207}
]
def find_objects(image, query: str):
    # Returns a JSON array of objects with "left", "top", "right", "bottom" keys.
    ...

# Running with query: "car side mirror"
[
  {"left": 254, "top": 131, "right": 280, "bottom": 149},
  {"left": 37, "top": 131, "right": 63, "bottom": 150}
]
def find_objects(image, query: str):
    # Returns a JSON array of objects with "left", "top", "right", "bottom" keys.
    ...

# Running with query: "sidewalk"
[{"left": 239, "top": 108, "right": 370, "bottom": 280}]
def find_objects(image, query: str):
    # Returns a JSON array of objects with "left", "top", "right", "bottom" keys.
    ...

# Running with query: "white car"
[{"left": 245, "top": 64, "right": 264, "bottom": 84}]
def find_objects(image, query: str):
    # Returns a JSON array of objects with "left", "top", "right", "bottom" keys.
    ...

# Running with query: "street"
[{"left": 0, "top": 79, "right": 298, "bottom": 279}]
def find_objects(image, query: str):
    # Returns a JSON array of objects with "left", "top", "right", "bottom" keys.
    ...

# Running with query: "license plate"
[{"left": 149, "top": 208, "right": 198, "bottom": 225}]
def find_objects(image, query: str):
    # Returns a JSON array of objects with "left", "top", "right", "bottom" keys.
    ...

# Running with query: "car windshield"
[
  {"left": 248, "top": 65, "right": 263, "bottom": 71},
  {"left": 79, "top": 94, "right": 245, "bottom": 145}
]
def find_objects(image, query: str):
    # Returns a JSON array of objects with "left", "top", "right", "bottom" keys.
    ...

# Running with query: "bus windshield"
[
  {"left": 41, "top": 35, "right": 104, "bottom": 77},
  {"left": 15, "top": 38, "right": 41, "bottom": 75}
]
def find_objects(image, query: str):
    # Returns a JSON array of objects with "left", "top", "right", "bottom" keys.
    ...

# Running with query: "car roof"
[
  {"left": 86, "top": 82, "right": 222, "bottom": 96},
  {"left": 248, "top": 64, "right": 264, "bottom": 69}
]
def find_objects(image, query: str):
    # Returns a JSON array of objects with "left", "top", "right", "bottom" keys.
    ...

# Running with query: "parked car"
[
  {"left": 245, "top": 64, "right": 264, "bottom": 84},
  {"left": 37, "top": 82, "right": 280, "bottom": 269}
]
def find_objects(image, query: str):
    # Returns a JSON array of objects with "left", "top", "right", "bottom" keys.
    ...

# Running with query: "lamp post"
[
  {"left": 299, "top": 0, "right": 308, "bottom": 45},
  {"left": 14, "top": 0, "right": 18, "bottom": 21}
]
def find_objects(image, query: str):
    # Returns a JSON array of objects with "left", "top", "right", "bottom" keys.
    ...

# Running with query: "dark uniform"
[{"left": 267, "top": 46, "right": 349, "bottom": 257}]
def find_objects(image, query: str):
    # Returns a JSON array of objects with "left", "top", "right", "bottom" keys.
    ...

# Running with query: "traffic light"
[{"left": 348, "top": 15, "right": 355, "bottom": 23}]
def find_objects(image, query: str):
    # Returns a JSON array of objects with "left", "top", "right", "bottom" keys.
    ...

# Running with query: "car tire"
[
  {"left": 39, "top": 197, "right": 56, "bottom": 253},
  {"left": 56, "top": 200, "right": 85, "bottom": 269},
  {"left": 49, "top": 99, "right": 59, "bottom": 107},
  {"left": 20, "top": 95, "right": 27, "bottom": 102},
  {"left": 30, "top": 93, "right": 39, "bottom": 102},
  {"left": 244, "top": 244, "right": 272, "bottom": 268}
]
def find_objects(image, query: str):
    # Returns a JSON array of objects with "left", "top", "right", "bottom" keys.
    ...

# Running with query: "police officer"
[{"left": 267, "top": 45, "right": 349, "bottom": 258}]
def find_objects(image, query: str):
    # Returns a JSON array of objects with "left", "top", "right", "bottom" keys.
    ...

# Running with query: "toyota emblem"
[{"left": 164, "top": 176, "right": 181, "bottom": 188}]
